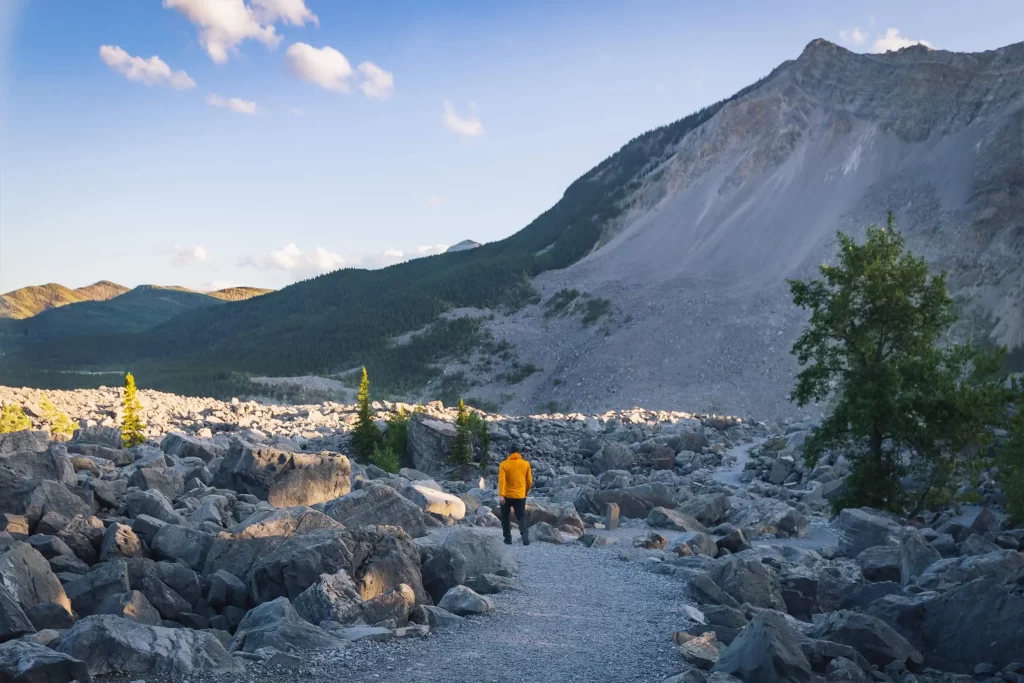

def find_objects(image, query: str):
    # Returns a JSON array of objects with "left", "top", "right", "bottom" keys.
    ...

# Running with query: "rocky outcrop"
[
  {"left": 212, "top": 441, "right": 351, "bottom": 507},
  {"left": 324, "top": 483, "right": 429, "bottom": 537},
  {"left": 407, "top": 415, "right": 456, "bottom": 473}
]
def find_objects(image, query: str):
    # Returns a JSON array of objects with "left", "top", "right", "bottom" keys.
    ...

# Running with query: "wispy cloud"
[
  {"left": 206, "top": 93, "right": 258, "bottom": 114},
  {"left": 442, "top": 101, "right": 484, "bottom": 138},
  {"left": 168, "top": 245, "right": 208, "bottom": 267},
  {"left": 358, "top": 61, "right": 395, "bottom": 100},
  {"left": 99, "top": 45, "right": 196, "bottom": 89},
  {"left": 416, "top": 244, "right": 449, "bottom": 256},
  {"left": 241, "top": 243, "right": 345, "bottom": 275},
  {"left": 871, "top": 28, "right": 933, "bottom": 53},
  {"left": 163, "top": 0, "right": 317, "bottom": 64},
  {"left": 838, "top": 27, "right": 868, "bottom": 46}
]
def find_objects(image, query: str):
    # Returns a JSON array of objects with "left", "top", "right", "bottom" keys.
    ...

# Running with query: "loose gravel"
[{"left": 109, "top": 529, "right": 691, "bottom": 683}]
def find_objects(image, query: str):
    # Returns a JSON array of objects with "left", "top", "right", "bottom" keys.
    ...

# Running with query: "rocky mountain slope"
[
  {"left": 0, "top": 281, "right": 128, "bottom": 319},
  {"left": 464, "top": 39, "right": 1024, "bottom": 417}
]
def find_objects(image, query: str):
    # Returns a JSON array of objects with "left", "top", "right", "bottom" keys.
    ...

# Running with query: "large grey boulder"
[
  {"left": 437, "top": 585, "right": 494, "bottom": 615},
  {"left": 408, "top": 604, "right": 465, "bottom": 630},
  {"left": 678, "top": 494, "right": 731, "bottom": 527},
  {"left": 98, "top": 522, "right": 143, "bottom": 562},
  {"left": 203, "top": 506, "right": 342, "bottom": 581},
  {"left": 249, "top": 528, "right": 355, "bottom": 603},
  {"left": 0, "top": 542, "right": 71, "bottom": 614},
  {"left": 67, "top": 442, "right": 133, "bottom": 466},
  {"left": 151, "top": 524, "right": 214, "bottom": 572},
  {"left": 421, "top": 528, "right": 515, "bottom": 603},
  {"left": 19, "top": 481, "right": 92, "bottom": 531},
  {"left": 0, "top": 584, "right": 34, "bottom": 642},
  {"left": 72, "top": 426, "right": 122, "bottom": 449},
  {"left": 160, "top": 432, "right": 227, "bottom": 463},
  {"left": 323, "top": 483, "right": 428, "bottom": 538},
  {"left": 347, "top": 526, "right": 428, "bottom": 603},
  {"left": 124, "top": 489, "right": 185, "bottom": 525},
  {"left": 524, "top": 502, "right": 585, "bottom": 536},
  {"left": 647, "top": 508, "right": 707, "bottom": 533},
  {"left": 727, "top": 498, "right": 809, "bottom": 538},
  {"left": 127, "top": 467, "right": 185, "bottom": 500},
  {"left": 293, "top": 570, "right": 363, "bottom": 626},
  {"left": 712, "top": 610, "right": 814, "bottom": 682},
  {"left": 123, "top": 559, "right": 193, "bottom": 621},
  {"left": 575, "top": 483, "right": 676, "bottom": 519},
  {"left": 917, "top": 568, "right": 1024, "bottom": 671},
  {"left": 213, "top": 441, "right": 351, "bottom": 507},
  {"left": 399, "top": 484, "right": 466, "bottom": 520},
  {"left": 914, "top": 549, "right": 1024, "bottom": 591},
  {"left": 0, "top": 639, "right": 92, "bottom": 683},
  {"left": 857, "top": 545, "right": 900, "bottom": 583},
  {"left": 231, "top": 597, "right": 346, "bottom": 653},
  {"left": 709, "top": 555, "right": 786, "bottom": 611},
  {"left": 407, "top": 415, "right": 456, "bottom": 474},
  {"left": 63, "top": 561, "right": 130, "bottom": 617},
  {"left": 58, "top": 614, "right": 243, "bottom": 676},
  {"left": 589, "top": 443, "right": 635, "bottom": 474},
  {"left": 836, "top": 508, "right": 902, "bottom": 557},
  {"left": 899, "top": 529, "right": 940, "bottom": 586},
  {"left": 0, "top": 445, "right": 75, "bottom": 486},
  {"left": 0, "top": 430, "right": 49, "bottom": 455},
  {"left": 804, "top": 610, "right": 922, "bottom": 669},
  {"left": 94, "top": 590, "right": 162, "bottom": 626}
]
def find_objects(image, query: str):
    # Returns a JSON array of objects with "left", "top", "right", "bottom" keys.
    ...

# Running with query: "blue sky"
[{"left": 2, "top": 0, "right": 1022, "bottom": 292}]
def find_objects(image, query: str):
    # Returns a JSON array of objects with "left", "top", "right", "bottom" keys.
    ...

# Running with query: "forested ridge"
[{"left": 0, "top": 72, "right": 777, "bottom": 398}]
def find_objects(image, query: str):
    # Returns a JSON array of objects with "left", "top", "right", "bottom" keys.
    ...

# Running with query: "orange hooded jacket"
[{"left": 498, "top": 452, "right": 532, "bottom": 499}]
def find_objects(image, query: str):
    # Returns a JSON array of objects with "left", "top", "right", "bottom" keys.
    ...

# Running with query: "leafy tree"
[
  {"left": 789, "top": 214, "right": 1006, "bottom": 515},
  {"left": 371, "top": 444, "right": 400, "bottom": 474},
  {"left": 464, "top": 410, "right": 491, "bottom": 470},
  {"left": 450, "top": 399, "right": 473, "bottom": 468},
  {"left": 1001, "top": 381, "right": 1024, "bottom": 524},
  {"left": 352, "top": 367, "right": 381, "bottom": 463},
  {"left": 121, "top": 372, "right": 146, "bottom": 447},
  {"left": 40, "top": 393, "right": 78, "bottom": 437},
  {"left": 0, "top": 403, "right": 31, "bottom": 433}
]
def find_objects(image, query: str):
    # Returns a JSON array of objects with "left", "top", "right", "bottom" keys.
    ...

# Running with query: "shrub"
[
  {"left": 0, "top": 403, "right": 31, "bottom": 433},
  {"left": 121, "top": 372, "right": 146, "bottom": 447}
]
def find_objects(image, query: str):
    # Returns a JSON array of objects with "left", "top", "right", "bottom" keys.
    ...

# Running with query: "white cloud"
[
  {"left": 250, "top": 0, "right": 318, "bottom": 26},
  {"left": 163, "top": 0, "right": 316, "bottom": 64},
  {"left": 358, "top": 61, "right": 394, "bottom": 100},
  {"left": 359, "top": 249, "right": 407, "bottom": 269},
  {"left": 99, "top": 45, "right": 196, "bottom": 89},
  {"left": 202, "top": 280, "right": 242, "bottom": 291},
  {"left": 425, "top": 196, "right": 441, "bottom": 206},
  {"left": 416, "top": 244, "right": 449, "bottom": 256},
  {"left": 838, "top": 27, "right": 868, "bottom": 46},
  {"left": 442, "top": 101, "right": 484, "bottom": 138},
  {"left": 206, "top": 93, "right": 258, "bottom": 114},
  {"left": 169, "top": 245, "right": 208, "bottom": 267},
  {"left": 286, "top": 43, "right": 353, "bottom": 92},
  {"left": 242, "top": 243, "right": 345, "bottom": 274},
  {"left": 871, "top": 28, "right": 933, "bottom": 53}
]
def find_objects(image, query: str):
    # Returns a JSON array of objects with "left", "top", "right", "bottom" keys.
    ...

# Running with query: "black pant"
[{"left": 500, "top": 498, "right": 528, "bottom": 542}]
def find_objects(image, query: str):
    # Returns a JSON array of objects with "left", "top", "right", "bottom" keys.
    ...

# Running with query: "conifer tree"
[
  {"left": 121, "top": 372, "right": 146, "bottom": 448},
  {"left": 40, "top": 393, "right": 78, "bottom": 437},
  {"left": 451, "top": 399, "right": 473, "bottom": 467},
  {"left": 352, "top": 367, "right": 381, "bottom": 462},
  {"left": 0, "top": 404, "right": 31, "bottom": 434},
  {"left": 789, "top": 214, "right": 1006, "bottom": 514}
]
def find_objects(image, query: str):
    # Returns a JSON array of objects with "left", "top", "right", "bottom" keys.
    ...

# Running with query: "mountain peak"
[{"left": 446, "top": 240, "right": 482, "bottom": 253}]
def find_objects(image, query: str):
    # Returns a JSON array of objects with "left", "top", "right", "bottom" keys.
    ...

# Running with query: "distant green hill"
[
  {"left": 0, "top": 74, "right": 774, "bottom": 398},
  {"left": 0, "top": 280, "right": 129, "bottom": 319}
]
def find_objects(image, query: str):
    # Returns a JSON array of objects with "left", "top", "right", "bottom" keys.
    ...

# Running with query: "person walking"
[{"left": 498, "top": 450, "right": 532, "bottom": 545}]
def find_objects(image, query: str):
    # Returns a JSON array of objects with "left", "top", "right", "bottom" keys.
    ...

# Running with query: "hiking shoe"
[
  {"left": 503, "top": 539, "right": 512, "bottom": 545},
  {"left": 522, "top": 538, "right": 530, "bottom": 546}
]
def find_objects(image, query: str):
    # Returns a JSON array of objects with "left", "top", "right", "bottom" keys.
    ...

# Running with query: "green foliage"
[
  {"left": 450, "top": 399, "right": 473, "bottom": 468},
  {"left": 384, "top": 407, "right": 410, "bottom": 460},
  {"left": 371, "top": 444, "right": 400, "bottom": 474},
  {"left": 437, "top": 371, "right": 471, "bottom": 407},
  {"left": 40, "top": 393, "right": 78, "bottom": 437},
  {"left": 352, "top": 367, "right": 381, "bottom": 463},
  {"left": 0, "top": 403, "right": 31, "bottom": 433},
  {"left": 464, "top": 396, "right": 499, "bottom": 413},
  {"left": 1001, "top": 381, "right": 1024, "bottom": 524},
  {"left": 544, "top": 289, "right": 580, "bottom": 318},
  {"left": 121, "top": 372, "right": 146, "bottom": 447},
  {"left": 0, "top": 74, "right": 780, "bottom": 398},
  {"left": 464, "top": 410, "right": 492, "bottom": 469},
  {"left": 501, "top": 362, "right": 539, "bottom": 384},
  {"left": 789, "top": 214, "right": 1007, "bottom": 515},
  {"left": 542, "top": 400, "right": 563, "bottom": 414}
]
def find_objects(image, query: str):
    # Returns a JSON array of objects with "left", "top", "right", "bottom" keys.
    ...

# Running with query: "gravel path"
[{"left": 328, "top": 532, "right": 687, "bottom": 683}]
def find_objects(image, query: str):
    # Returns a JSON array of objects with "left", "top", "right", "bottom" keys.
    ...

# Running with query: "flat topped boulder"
[
  {"left": 212, "top": 440, "right": 351, "bottom": 507},
  {"left": 324, "top": 483, "right": 428, "bottom": 537},
  {"left": 406, "top": 415, "right": 457, "bottom": 474},
  {"left": 400, "top": 484, "right": 466, "bottom": 520},
  {"left": 837, "top": 507, "right": 902, "bottom": 557}
]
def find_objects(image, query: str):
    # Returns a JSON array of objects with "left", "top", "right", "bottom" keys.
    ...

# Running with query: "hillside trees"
[
  {"left": 121, "top": 372, "right": 146, "bottom": 447},
  {"left": 789, "top": 214, "right": 1008, "bottom": 515}
]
